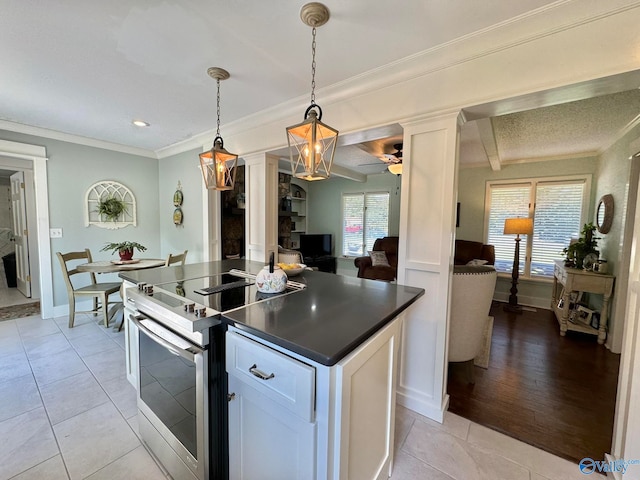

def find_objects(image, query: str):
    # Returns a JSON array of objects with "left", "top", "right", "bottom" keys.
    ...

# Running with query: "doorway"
[
  {"left": 0, "top": 167, "right": 39, "bottom": 309},
  {"left": 0, "top": 139, "right": 52, "bottom": 319},
  {"left": 450, "top": 83, "right": 639, "bottom": 461}
]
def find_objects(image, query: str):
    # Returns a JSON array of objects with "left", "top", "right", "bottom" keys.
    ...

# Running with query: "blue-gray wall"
[
  {"left": 158, "top": 147, "right": 207, "bottom": 263},
  {"left": 0, "top": 130, "right": 160, "bottom": 307},
  {"left": 306, "top": 172, "right": 402, "bottom": 276}
]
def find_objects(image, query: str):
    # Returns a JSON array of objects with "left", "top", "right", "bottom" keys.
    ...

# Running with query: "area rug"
[
  {"left": 0, "top": 301, "right": 41, "bottom": 321},
  {"left": 474, "top": 315, "right": 494, "bottom": 369}
]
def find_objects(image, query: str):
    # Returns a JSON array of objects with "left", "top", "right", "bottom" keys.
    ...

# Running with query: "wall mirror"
[{"left": 596, "top": 193, "right": 614, "bottom": 234}]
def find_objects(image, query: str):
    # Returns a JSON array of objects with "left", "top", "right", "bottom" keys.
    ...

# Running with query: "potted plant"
[
  {"left": 96, "top": 195, "right": 128, "bottom": 222},
  {"left": 563, "top": 222, "right": 598, "bottom": 269},
  {"left": 101, "top": 241, "right": 147, "bottom": 261}
]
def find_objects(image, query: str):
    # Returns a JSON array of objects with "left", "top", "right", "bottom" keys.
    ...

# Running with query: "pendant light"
[
  {"left": 199, "top": 67, "right": 238, "bottom": 190},
  {"left": 286, "top": 2, "right": 338, "bottom": 181}
]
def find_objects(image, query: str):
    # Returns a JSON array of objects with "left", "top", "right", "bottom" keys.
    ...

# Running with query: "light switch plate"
[{"left": 50, "top": 228, "right": 63, "bottom": 238}]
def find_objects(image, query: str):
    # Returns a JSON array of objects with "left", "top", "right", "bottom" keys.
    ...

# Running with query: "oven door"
[{"left": 131, "top": 313, "right": 208, "bottom": 480}]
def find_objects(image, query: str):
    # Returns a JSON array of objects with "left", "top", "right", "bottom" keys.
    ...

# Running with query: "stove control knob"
[
  {"left": 196, "top": 307, "right": 207, "bottom": 317},
  {"left": 137, "top": 282, "right": 147, "bottom": 290},
  {"left": 185, "top": 303, "right": 195, "bottom": 313},
  {"left": 144, "top": 285, "right": 154, "bottom": 295}
]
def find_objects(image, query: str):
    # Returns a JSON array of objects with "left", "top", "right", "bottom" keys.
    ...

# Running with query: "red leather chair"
[{"left": 354, "top": 236, "right": 399, "bottom": 281}]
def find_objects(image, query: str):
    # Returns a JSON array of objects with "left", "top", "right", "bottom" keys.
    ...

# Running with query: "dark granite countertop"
[{"left": 120, "top": 260, "right": 424, "bottom": 366}]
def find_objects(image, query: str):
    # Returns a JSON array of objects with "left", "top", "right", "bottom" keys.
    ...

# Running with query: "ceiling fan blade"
[{"left": 358, "top": 160, "right": 389, "bottom": 167}]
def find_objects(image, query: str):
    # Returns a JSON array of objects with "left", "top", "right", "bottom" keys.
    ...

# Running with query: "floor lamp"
[{"left": 503, "top": 217, "right": 534, "bottom": 313}]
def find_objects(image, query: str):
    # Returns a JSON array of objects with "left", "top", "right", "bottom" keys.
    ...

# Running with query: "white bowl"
[{"left": 277, "top": 263, "right": 306, "bottom": 277}]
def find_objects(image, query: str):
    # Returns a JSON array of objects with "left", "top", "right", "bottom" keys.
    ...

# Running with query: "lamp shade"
[
  {"left": 286, "top": 109, "right": 338, "bottom": 181},
  {"left": 199, "top": 137, "right": 238, "bottom": 191},
  {"left": 503, "top": 217, "right": 534, "bottom": 235}
]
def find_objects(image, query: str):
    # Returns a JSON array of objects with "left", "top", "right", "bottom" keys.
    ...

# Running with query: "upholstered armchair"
[
  {"left": 354, "top": 236, "right": 399, "bottom": 281},
  {"left": 448, "top": 265, "right": 497, "bottom": 383},
  {"left": 454, "top": 239, "right": 495, "bottom": 266}
]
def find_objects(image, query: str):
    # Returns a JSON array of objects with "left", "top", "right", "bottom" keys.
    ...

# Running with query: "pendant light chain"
[
  {"left": 216, "top": 78, "right": 221, "bottom": 137},
  {"left": 310, "top": 27, "right": 317, "bottom": 105}
]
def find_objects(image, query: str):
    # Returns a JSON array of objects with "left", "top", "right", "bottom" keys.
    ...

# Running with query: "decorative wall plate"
[
  {"left": 173, "top": 207, "right": 183, "bottom": 225},
  {"left": 173, "top": 189, "right": 183, "bottom": 207}
]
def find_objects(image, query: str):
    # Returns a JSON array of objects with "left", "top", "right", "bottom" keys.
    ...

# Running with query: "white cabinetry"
[
  {"left": 227, "top": 331, "right": 316, "bottom": 479},
  {"left": 122, "top": 279, "right": 139, "bottom": 387},
  {"left": 226, "top": 315, "right": 401, "bottom": 479}
]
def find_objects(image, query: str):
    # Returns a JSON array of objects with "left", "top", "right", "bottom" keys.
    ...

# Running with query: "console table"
[
  {"left": 551, "top": 260, "right": 614, "bottom": 344},
  {"left": 303, "top": 255, "right": 337, "bottom": 273}
]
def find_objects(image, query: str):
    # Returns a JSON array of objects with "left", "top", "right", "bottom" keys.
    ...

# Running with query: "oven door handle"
[{"left": 129, "top": 314, "right": 202, "bottom": 362}]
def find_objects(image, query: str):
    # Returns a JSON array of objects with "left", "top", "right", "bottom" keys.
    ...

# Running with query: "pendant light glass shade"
[
  {"left": 287, "top": 107, "right": 338, "bottom": 181},
  {"left": 199, "top": 136, "right": 238, "bottom": 191},
  {"left": 287, "top": 3, "right": 338, "bottom": 181},
  {"left": 199, "top": 67, "right": 237, "bottom": 190}
]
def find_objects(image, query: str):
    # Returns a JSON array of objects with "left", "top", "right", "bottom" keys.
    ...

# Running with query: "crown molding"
[{"left": 0, "top": 120, "right": 157, "bottom": 159}]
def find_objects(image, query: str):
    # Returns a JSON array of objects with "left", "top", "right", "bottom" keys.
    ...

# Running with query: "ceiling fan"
[
  {"left": 357, "top": 142, "right": 403, "bottom": 174},
  {"left": 384, "top": 143, "right": 403, "bottom": 175}
]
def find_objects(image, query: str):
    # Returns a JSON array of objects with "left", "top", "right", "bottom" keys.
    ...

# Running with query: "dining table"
[
  {"left": 76, "top": 258, "right": 166, "bottom": 273},
  {"left": 76, "top": 258, "right": 166, "bottom": 329}
]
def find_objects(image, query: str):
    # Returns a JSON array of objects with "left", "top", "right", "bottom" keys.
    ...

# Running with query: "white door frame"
[{"left": 0, "top": 139, "right": 52, "bottom": 318}]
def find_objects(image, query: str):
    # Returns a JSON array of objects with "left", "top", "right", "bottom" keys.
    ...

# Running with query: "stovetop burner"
[{"left": 127, "top": 269, "right": 306, "bottom": 337}]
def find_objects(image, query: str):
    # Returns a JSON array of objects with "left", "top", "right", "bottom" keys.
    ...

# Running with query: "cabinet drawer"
[{"left": 226, "top": 331, "right": 315, "bottom": 422}]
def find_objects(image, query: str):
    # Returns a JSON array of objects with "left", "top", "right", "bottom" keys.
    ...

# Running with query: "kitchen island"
[{"left": 120, "top": 259, "right": 424, "bottom": 480}]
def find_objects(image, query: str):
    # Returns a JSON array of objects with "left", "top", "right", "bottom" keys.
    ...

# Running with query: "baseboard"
[
  {"left": 396, "top": 390, "right": 447, "bottom": 423},
  {"left": 492, "top": 292, "right": 552, "bottom": 311}
]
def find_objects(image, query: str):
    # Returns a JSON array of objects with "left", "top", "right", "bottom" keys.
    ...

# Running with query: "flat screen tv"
[{"left": 299, "top": 234, "right": 332, "bottom": 259}]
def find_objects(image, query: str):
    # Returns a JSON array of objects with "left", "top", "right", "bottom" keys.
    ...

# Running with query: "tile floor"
[
  {"left": 0, "top": 286, "right": 36, "bottom": 308},
  {"left": 0, "top": 312, "right": 588, "bottom": 480}
]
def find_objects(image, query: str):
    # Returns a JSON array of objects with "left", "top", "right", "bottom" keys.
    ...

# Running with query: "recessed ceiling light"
[{"left": 132, "top": 120, "right": 150, "bottom": 127}]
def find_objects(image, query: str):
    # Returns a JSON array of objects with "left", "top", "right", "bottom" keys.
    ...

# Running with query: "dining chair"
[
  {"left": 165, "top": 250, "right": 188, "bottom": 267},
  {"left": 56, "top": 249, "right": 122, "bottom": 328}
]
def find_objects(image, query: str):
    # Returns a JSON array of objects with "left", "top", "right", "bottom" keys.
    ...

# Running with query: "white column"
[
  {"left": 396, "top": 112, "right": 460, "bottom": 422},
  {"left": 244, "top": 153, "right": 279, "bottom": 263},
  {"left": 201, "top": 181, "right": 221, "bottom": 262}
]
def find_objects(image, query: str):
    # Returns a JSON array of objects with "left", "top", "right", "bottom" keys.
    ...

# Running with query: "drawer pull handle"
[{"left": 249, "top": 364, "right": 275, "bottom": 380}]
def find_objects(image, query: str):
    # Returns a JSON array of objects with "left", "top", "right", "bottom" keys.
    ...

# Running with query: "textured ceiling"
[
  {"left": 491, "top": 90, "right": 640, "bottom": 163},
  {"left": 457, "top": 89, "right": 640, "bottom": 169}
]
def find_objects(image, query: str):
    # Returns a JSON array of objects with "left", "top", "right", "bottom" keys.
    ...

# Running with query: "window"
[
  {"left": 485, "top": 176, "right": 589, "bottom": 278},
  {"left": 342, "top": 192, "right": 390, "bottom": 256}
]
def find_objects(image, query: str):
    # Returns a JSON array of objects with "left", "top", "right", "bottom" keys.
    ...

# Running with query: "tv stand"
[{"left": 304, "top": 255, "right": 337, "bottom": 274}]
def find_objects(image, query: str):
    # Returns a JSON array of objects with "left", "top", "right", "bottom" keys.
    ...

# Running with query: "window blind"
[
  {"left": 531, "top": 181, "right": 584, "bottom": 277},
  {"left": 486, "top": 178, "right": 586, "bottom": 278},
  {"left": 342, "top": 192, "right": 389, "bottom": 256},
  {"left": 487, "top": 184, "right": 530, "bottom": 273}
]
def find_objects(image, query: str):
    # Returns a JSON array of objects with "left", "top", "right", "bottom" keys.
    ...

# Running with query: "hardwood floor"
[{"left": 447, "top": 302, "right": 620, "bottom": 464}]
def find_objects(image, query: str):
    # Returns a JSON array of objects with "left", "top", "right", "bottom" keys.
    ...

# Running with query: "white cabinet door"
[
  {"left": 333, "top": 318, "right": 400, "bottom": 480},
  {"left": 228, "top": 375, "right": 316, "bottom": 480}
]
